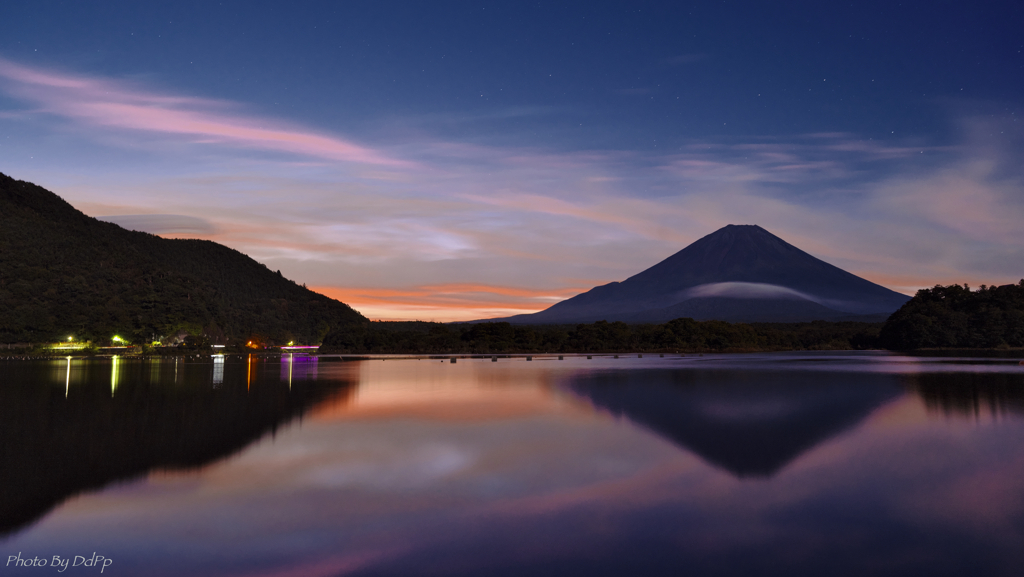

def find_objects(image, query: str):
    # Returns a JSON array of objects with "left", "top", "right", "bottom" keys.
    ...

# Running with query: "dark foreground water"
[{"left": 1, "top": 352, "right": 1023, "bottom": 576}]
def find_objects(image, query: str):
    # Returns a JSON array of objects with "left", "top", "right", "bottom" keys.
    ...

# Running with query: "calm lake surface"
[{"left": 1, "top": 352, "right": 1023, "bottom": 576}]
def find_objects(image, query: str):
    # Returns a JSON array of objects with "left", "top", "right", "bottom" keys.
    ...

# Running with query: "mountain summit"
[{"left": 494, "top": 224, "right": 909, "bottom": 324}]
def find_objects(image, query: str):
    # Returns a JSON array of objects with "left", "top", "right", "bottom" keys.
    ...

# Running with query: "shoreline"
[{"left": 4, "top": 348, "right": 1023, "bottom": 362}]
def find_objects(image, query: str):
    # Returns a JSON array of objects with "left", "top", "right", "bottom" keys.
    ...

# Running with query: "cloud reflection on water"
[{"left": 2, "top": 354, "right": 1023, "bottom": 576}]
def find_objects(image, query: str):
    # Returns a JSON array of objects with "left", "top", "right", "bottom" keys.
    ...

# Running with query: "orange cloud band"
[{"left": 311, "top": 284, "right": 587, "bottom": 322}]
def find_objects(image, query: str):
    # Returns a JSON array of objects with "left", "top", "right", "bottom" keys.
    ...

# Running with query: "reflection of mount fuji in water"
[
  {"left": 491, "top": 224, "right": 909, "bottom": 324},
  {"left": 567, "top": 368, "right": 901, "bottom": 478}
]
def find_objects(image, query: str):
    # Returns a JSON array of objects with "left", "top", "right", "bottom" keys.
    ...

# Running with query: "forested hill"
[
  {"left": 0, "top": 172, "right": 366, "bottom": 345},
  {"left": 879, "top": 281, "right": 1024, "bottom": 350}
]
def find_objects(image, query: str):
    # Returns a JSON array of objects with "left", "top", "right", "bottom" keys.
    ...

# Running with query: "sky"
[{"left": 1, "top": 0, "right": 1022, "bottom": 321}]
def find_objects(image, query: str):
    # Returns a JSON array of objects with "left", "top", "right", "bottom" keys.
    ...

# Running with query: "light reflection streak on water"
[
  {"left": 65, "top": 356, "right": 71, "bottom": 397},
  {"left": 213, "top": 355, "right": 224, "bottom": 386},
  {"left": 110, "top": 355, "right": 119, "bottom": 397}
]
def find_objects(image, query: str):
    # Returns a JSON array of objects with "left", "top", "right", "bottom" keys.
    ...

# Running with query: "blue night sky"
[{"left": 2, "top": 1, "right": 1022, "bottom": 320}]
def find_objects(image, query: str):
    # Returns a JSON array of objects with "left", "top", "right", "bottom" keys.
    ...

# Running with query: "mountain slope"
[
  {"left": 494, "top": 224, "right": 909, "bottom": 324},
  {"left": 0, "top": 172, "right": 366, "bottom": 344}
]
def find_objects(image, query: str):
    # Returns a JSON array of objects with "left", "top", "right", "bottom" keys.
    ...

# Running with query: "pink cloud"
[
  {"left": 0, "top": 57, "right": 409, "bottom": 167},
  {"left": 6, "top": 55, "right": 1021, "bottom": 322},
  {"left": 460, "top": 192, "right": 698, "bottom": 246}
]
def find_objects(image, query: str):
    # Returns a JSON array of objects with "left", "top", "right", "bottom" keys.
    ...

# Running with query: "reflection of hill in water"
[
  {"left": 0, "top": 357, "right": 354, "bottom": 538},
  {"left": 909, "top": 371, "right": 1024, "bottom": 419},
  {"left": 567, "top": 368, "right": 901, "bottom": 478}
]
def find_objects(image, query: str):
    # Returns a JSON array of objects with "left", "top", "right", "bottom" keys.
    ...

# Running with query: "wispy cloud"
[
  {"left": 0, "top": 57, "right": 408, "bottom": 167},
  {"left": 3, "top": 56, "right": 1022, "bottom": 321}
]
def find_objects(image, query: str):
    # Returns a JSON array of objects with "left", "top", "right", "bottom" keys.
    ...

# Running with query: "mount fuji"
[{"left": 491, "top": 224, "right": 909, "bottom": 324}]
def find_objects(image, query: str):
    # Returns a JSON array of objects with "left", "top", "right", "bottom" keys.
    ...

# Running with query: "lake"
[{"left": 1, "top": 352, "right": 1023, "bottom": 576}]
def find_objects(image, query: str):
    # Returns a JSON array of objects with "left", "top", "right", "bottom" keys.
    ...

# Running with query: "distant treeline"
[
  {"left": 319, "top": 318, "right": 883, "bottom": 354},
  {"left": 879, "top": 281, "right": 1024, "bottom": 350}
]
